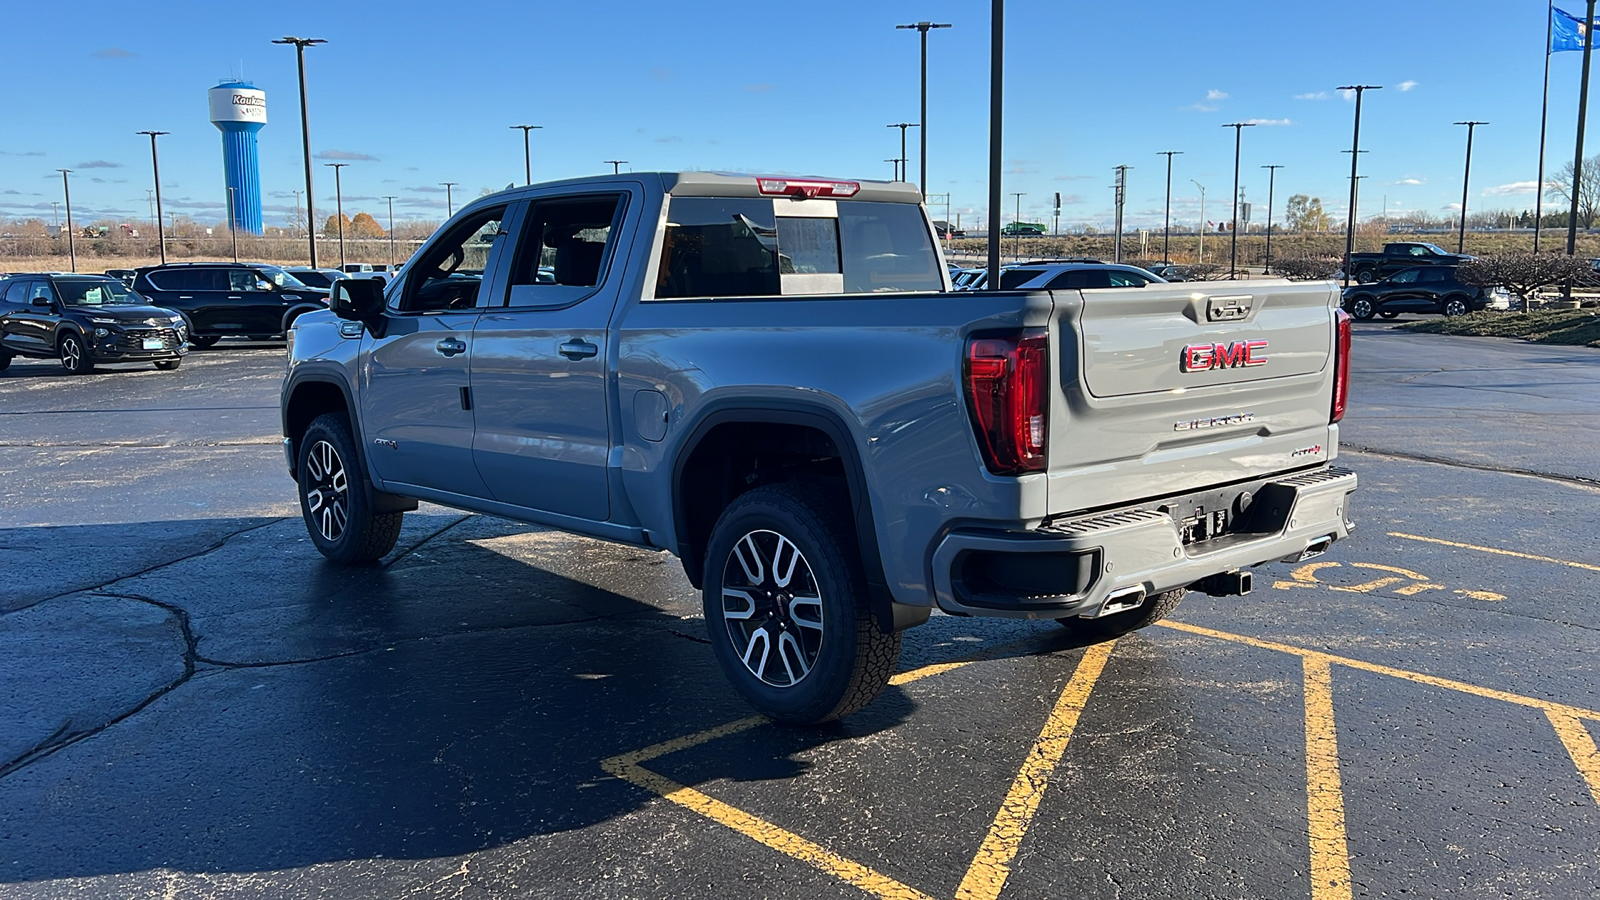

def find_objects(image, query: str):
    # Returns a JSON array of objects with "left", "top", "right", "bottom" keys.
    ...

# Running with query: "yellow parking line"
[
  {"left": 1303, "top": 657, "right": 1354, "bottom": 900},
  {"left": 1158, "top": 620, "right": 1600, "bottom": 721},
  {"left": 955, "top": 640, "right": 1118, "bottom": 900},
  {"left": 1544, "top": 711, "right": 1600, "bottom": 807},
  {"left": 613, "top": 761, "right": 936, "bottom": 900},
  {"left": 1389, "top": 532, "right": 1600, "bottom": 573}
]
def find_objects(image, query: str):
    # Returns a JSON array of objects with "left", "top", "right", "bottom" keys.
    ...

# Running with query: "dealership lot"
[{"left": 1, "top": 327, "right": 1596, "bottom": 899}]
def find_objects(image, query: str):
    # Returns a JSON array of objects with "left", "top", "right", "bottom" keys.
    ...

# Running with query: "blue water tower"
[{"left": 208, "top": 80, "right": 267, "bottom": 234}]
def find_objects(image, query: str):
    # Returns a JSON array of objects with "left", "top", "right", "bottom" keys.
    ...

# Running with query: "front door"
[
  {"left": 470, "top": 191, "right": 632, "bottom": 521},
  {"left": 226, "top": 268, "right": 281, "bottom": 333},
  {"left": 358, "top": 204, "right": 512, "bottom": 499}
]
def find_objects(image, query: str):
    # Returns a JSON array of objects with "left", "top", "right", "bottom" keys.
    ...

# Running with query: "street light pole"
[
  {"left": 136, "top": 131, "right": 169, "bottom": 264},
  {"left": 273, "top": 37, "right": 326, "bottom": 267},
  {"left": 326, "top": 162, "right": 348, "bottom": 267},
  {"left": 383, "top": 195, "right": 397, "bottom": 268},
  {"left": 886, "top": 159, "right": 900, "bottom": 180},
  {"left": 1338, "top": 84, "right": 1382, "bottom": 287},
  {"left": 1453, "top": 121, "right": 1488, "bottom": 254},
  {"left": 1191, "top": 179, "right": 1207, "bottom": 264},
  {"left": 1010, "top": 191, "right": 1025, "bottom": 261},
  {"left": 1158, "top": 151, "right": 1182, "bottom": 263},
  {"left": 1261, "top": 165, "right": 1283, "bottom": 274},
  {"left": 440, "top": 182, "right": 458, "bottom": 217},
  {"left": 985, "top": 0, "right": 1003, "bottom": 287},
  {"left": 604, "top": 160, "right": 628, "bottom": 175},
  {"left": 56, "top": 169, "right": 75, "bottom": 273},
  {"left": 896, "top": 21, "right": 952, "bottom": 199},
  {"left": 510, "top": 124, "right": 542, "bottom": 185},
  {"left": 227, "top": 185, "right": 238, "bottom": 263},
  {"left": 1113, "top": 166, "right": 1131, "bottom": 263},
  {"left": 1223, "top": 122, "right": 1256, "bottom": 279},
  {"left": 886, "top": 123, "right": 917, "bottom": 182}
]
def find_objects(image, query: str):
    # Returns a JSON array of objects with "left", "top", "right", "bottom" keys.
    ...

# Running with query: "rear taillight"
[
  {"left": 1331, "top": 308, "right": 1351, "bottom": 423},
  {"left": 964, "top": 329, "right": 1049, "bottom": 475}
]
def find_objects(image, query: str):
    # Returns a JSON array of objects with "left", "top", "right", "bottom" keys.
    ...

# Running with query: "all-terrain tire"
[
  {"left": 1057, "top": 589, "right": 1186, "bottom": 641},
  {"left": 298, "top": 412, "right": 403, "bottom": 565},
  {"left": 702, "top": 482, "right": 900, "bottom": 724}
]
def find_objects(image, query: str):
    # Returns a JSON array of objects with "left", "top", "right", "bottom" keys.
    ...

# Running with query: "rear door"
[
  {"left": 1047, "top": 280, "right": 1339, "bottom": 514},
  {"left": 1, "top": 279, "right": 49, "bottom": 353},
  {"left": 469, "top": 189, "right": 635, "bottom": 520},
  {"left": 359, "top": 204, "right": 513, "bottom": 498},
  {"left": 182, "top": 268, "right": 232, "bottom": 333}
]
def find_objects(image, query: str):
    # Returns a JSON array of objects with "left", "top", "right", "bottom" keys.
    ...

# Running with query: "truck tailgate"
[{"left": 1047, "top": 279, "right": 1340, "bottom": 515}]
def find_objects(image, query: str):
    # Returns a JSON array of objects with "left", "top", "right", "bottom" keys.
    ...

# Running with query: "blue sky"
[{"left": 0, "top": 0, "right": 1584, "bottom": 231}]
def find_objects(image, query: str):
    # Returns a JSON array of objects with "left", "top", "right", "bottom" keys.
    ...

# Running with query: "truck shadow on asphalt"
[{"left": 0, "top": 513, "right": 1093, "bottom": 883}]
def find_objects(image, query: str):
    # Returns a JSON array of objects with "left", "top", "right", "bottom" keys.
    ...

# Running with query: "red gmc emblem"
[{"left": 1182, "top": 340, "right": 1269, "bottom": 372}]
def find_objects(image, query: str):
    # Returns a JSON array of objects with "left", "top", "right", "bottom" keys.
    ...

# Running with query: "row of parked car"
[{"left": 0, "top": 262, "right": 400, "bottom": 375}]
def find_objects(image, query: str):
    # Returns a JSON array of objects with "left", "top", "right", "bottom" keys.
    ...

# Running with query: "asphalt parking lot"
[{"left": 2, "top": 324, "right": 1597, "bottom": 899}]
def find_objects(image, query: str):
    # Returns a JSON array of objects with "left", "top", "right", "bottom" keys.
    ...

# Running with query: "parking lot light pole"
[
  {"left": 1223, "top": 122, "right": 1255, "bottom": 279},
  {"left": 1011, "top": 191, "right": 1025, "bottom": 261},
  {"left": 137, "top": 131, "right": 169, "bottom": 264},
  {"left": 227, "top": 186, "right": 238, "bottom": 263},
  {"left": 1190, "top": 179, "right": 1206, "bottom": 264},
  {"left": 886, "top": 159, "right": 900, "bottom": 180},
  {"left": 326, "top": 163, "right": 348, "bottom": 268},
  {"left": 1113, "top": 166, "right": 1131, "bottom": 263},
  {"left": 1261, "top": 165, "right": 1283, "bottom": 274},
  {"left": 383, "top": 195, "right": 397, "bottom": 268},
  {"left": 273, "top": 37, "right": 326, "bottom": 267},
  {"left": 1453, "top": 121, "right": 1487, "bottom": 254},
  {"left": 440, "top": 182, "right": 457, "bottom": 217},
  {"left": 1338, "top": 84, "right": 1381, "bottom": 287},
  {"left": 985, "top": 0, "right": 1003, "bottom": 287},
  {"left": 604, "top": 161, "right": 627, "bottom": 175},
  {"left": 56, "top": 169, "right": 76, "bottom": 272},
  {"left": 1158, "top": 151, "right": 1181, "bottom": 263},
  {"left": 886, "top": 123, "right": 917, "bottom": 182},
  {"left": 896, "top": 21, "right": 952, "bottom": 199},
  {"left": 510, "top": 124, "right": 542, "bottom": 185}
]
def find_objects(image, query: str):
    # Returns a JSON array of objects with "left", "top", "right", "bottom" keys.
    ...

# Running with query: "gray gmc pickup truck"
[{"left": 281, "top": 172, "right": 1356, "bottom": 723}]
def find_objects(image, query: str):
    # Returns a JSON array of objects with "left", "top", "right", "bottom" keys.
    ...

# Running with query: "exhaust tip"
[{"left": 1088, "top": 585, "right": 1147, "bottom": 618}]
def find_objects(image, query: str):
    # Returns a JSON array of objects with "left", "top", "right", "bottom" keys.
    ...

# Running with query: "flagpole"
[
  {"left": 1537, "top": 0, "right": 1553, "bottom": 252},
  {"left": 1565, "top": 0, "right": 1598, "bottom": 268}
]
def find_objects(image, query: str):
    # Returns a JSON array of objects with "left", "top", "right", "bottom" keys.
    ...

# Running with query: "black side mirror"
[
  {"left": 30, "top": 296, "right": 52, "bottom": 308},
  {"left": 330, "top": 278, "right": 385, "bottom": 321}
]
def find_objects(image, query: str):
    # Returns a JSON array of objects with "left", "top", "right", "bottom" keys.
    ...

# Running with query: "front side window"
[
  {"left": 1107, "top": 270, "right": 1150, "bottom": 287},
  {"left": 258, "top": 266, "right": 307, "bottom": 288},
  {"left": 229, "top": 269, "right": 261, "bottom": 292},
  {"left": 400, "top": 207, "right": 506, "bottom": 313},
  {"left": 507, "top": 194, "right": 624, "bottom": 307}
]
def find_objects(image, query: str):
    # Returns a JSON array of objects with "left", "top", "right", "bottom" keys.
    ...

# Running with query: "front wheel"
[
  {"left": 297, "top": 413, "right": 404, "bottom": 565},
  {"left": 1057, "top": 589, "right": 1186, "bottom": 640},
  {"left": 702, "top": 483, "right": 901, "bottom": 724},
  {"left": 59, "top": 333, "right": 93, "bottom": 375},
  {"left": 1441, "top": 296, "right": 1470, "bottom": 317},
  {"left": 1347, "top": 296, "right": 1377, "bottom": 320}
]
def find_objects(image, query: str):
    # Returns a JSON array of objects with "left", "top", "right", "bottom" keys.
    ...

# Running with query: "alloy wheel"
[
  {"left": 303, "top": 439, "right": 350, "bottom": 542},
  {"left": 720, "top": 529, "right": 825, "bottom": 688},
  {"left": 1444, "top": 298, "right": 1469, "bottom": 317},
  {"left": 61, "top": 338, "right": 82, "bottom": 371}
]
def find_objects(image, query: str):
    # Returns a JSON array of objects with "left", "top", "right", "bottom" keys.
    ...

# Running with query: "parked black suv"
[
  {"left": 1340, "top": 265, "right": 1489, "bottom": 320},
  {"left": 0, "top": 274, "right": 187, "bottom": 374},
  {"left": 130, "top": 263, "right": 328, "bottom": 348}
]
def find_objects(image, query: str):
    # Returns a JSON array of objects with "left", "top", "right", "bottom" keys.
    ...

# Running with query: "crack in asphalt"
[
  {"left": 0, "top": 518, "right": 286, "bottom": 616},
  {"left": 0, "top": 590, "right": 198, "bottom": 780},
  {"left": 1341, "top": 445, "right": 1600, "bottom": 489}
]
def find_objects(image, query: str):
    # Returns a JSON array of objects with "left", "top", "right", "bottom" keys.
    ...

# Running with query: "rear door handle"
[
  {"left": 436, "top": 338, "right": 467, "bottom": 357},
  {"left": 558, "top": 340, "right": 598, "bottom": 360}
]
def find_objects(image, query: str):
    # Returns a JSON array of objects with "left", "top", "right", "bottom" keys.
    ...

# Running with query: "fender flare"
[
  {"left": 669, "top": 400, "right": 900, "bottom": 632},
  {"left": 282, "top": 369, "right": 417, "bottom": 514}
]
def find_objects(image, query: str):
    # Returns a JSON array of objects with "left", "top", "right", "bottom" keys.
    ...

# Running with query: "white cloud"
[
  {"left": 1206, "top": 89, "right": 1229, "bottom": 100},
  {"left": 1294, "top": 91, "right": 1329, "bottom": 100},
  {"left": 1483, "top": 181, "right": 1542, "bottom": 196},
  {"left": 1185, "top": 103, "right": 1219, "bottom": 113},
  {"left": 1393, "top": 178, "right": 1425, "bottom": 185},
  {"left": 1397, "top": 80, "right": 1418, "bottom": 91},
  {"left": 1441, "top": 202, "right": 1462, "bottom": 211},
  {"left": 1244, "top": 118, "right": 1291, "bottom": 126}
]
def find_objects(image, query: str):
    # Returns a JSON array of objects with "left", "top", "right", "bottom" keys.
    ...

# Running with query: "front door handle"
[
  {"left": 558, "top": 339, "right": 598, "bottom": 360},
  {"left": 436, "top": 338, "right": 468, "bottom": 357}
]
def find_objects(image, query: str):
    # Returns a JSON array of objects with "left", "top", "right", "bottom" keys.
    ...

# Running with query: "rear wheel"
[
  {"left": 1057, "top": 589, "right": 1186, "bottom": 640},
  {"left": 155, "top": 359, "right": 181, "bottom": 371},
  {"left": 1441, "top": 296, "right": 1470, "bottom": 317},
  {"left": 298, "top": 413, "right": 403, "bottom": 565},
  {"left": 0, "top": 352, "right": 11, "bottom": 372},
  {"left": 1348, "top": 296, "right": 1377, "bottom": 320},
  {"left": 58, "top": 333, "right": 92, "bottom": 375},
  {"left": 702, "top": 483, "right": 900, "bottom": 724},
  {"left": 189, "top": 335, "right": 220, "bottom": 350},
  {"left": 1354, "top": 267, "right": 1378, "bottom": 284}
]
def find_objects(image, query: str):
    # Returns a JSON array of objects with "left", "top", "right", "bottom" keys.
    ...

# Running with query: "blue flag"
[{"left": 1553, "top": 6, "right": 1589, "bottom": 53}]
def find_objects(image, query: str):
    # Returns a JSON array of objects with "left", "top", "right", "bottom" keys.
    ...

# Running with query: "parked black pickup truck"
[{"left": 1347, "top": 242, "right": 1473, "bottom": 284}]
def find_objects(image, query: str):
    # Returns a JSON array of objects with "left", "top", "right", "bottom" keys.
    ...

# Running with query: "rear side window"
[
  {"left": 999, "top": 268, "right": 1044, "bottom": 289},
  {"left": 507, "top": 194, "right": 625, "bottom": 308},
  {"left": 654, "top": 197, "right": 943, "bottom": 299},
  {"left": 3, "top": 279, "right": 30, "bottom": 306},
  {"left": 1417, "top": 268, "right": 1445, "bottom": 283},
  {"left": 1046, "top": 269, "right": 1112, "bottom": 289},
  {"left": 1107, "top": 270, "right": 1151, "bottom": 287}
]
